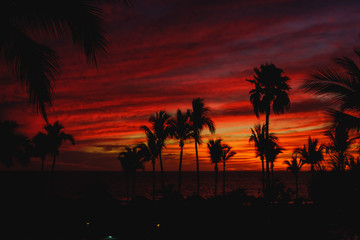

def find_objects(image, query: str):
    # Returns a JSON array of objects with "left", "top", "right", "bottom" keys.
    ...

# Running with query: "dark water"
[{"left": 0, "top": 171, "right": 311, "bottom": 200}]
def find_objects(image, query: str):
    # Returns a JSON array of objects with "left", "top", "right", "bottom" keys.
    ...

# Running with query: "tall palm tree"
[
  {"left": 168, "top": 109, "right": 192, "bottom": 193},
  {"left": 221, "top": 144, "right": 236, "bottom": 196},
  {"left": 302, "top": 49, "right": 360, "bottom": 133},
  {"left": 138, "top": 127, "right": 159, "bottom": 200},
  {"left": 325, "top": 123, "right": 359, "bottom": 172},
  {"left": 0, "top": 120, "right": 31, "bottom": 167},
  {"left": 283, "top": 154, "right": 304, "bottom": 200},
  {"left": 32, "top": 132, "right": 49, "bottom": 172},
  {"left": 247, "top": 63, "right": 291, "bottom": 183},
  {"left": 144, "top": 111, "right": 171, "bottom": 188},
  {"left": 0, "top": 1, "right": 134, "bottom": 122},
  {"left": 118, "top": 146, "right": 144, "bottom": 201},
  {"left": 295, "top": 137, "right": 325, "bottom": 176},
  {"left": 207, "top": 139, "right": 223, "bottom": 197},
  {"left": 44, "top": 121, "right": 75, "bottom": 172},
  {"left": 249, "top": 124, "right": 277, "bottom": 195},
  {"left": 191, "top": 98, "right": 215, "bottom": 195}
]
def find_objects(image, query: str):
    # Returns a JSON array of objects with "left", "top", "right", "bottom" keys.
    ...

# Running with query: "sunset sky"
[{"left": 1, "top": 0, "right": 360, "bottom": 171}]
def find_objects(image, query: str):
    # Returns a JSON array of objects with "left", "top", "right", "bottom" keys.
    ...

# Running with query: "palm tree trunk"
[
  {"left": 178, "top": 142, "right": 184, "bottom": 193},
  {"left": 41, "top": 155, "right": 45, "bottom": 172},
  {"left": 159, "top": 153, "right": 165, "bottom": 189},
  {"left": 223, "top": 159, "right": 226, "bottom": 196},
  {"left": 152, "top": 159, "right": 156, "bottom": 200},
  {"left": 214, "top": 163, "right": 218, "bottom": 197},
  {"left": 51, "top": 154, "right": 56, "bottom": 172},
  {"left": 265, "top": 108, "right": 270, "bottom": 192},
  {"left": 295, "top": 173, "right": 299, "bottom": 200},
  {"left": 195, "top": 141, "right": 201, "bottom": 196},
  {"left": 261, "top": 155, "right": 265, "bottom": 197}
]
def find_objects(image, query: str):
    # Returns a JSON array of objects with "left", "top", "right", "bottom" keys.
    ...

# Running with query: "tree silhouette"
[
  {"left": 118, "top": 146, "right": 144, "bottom": 201},
  {"left": 0, "top": 120, "right": 31, "bottom": 167},
  {"left": 221, "top": 144, "right": 236, "bottom": 196},
  {"left": 283, "top": 154, "right": 304, "bottom": 200},
  {"left": 191, "top": 98, "right": 215, "bottom": 195},
  {"left": 265, "top": 139, "right": 284, "bottom": 183},
  {"left": 168, "top": 109, "right": 192, "bottom": 193},
  {"left": 295, "top": 137, "right": 325, "bottom": 177},
  {"left": 249, "top": 124, "right": 277, "bottom": 195},
  {"left": 247, "top": 63, "right": 290, "bottom": 185},
  {"left": 207, "top": 139, "right": 223, "bottom": 197},
  {"left": 143, "top": 111, "right": 171, "bottom": 189},
  {"left": 138, "top": 127, "right": 159, "bottom": 200},
  {"left": 32, "top": 132, "right": 49, "bottom": 172},
  {"left": 325, "top": 123, "right": 359, "bottom": 172},
  {"left": 43, "top": 121, "right": 75, "bottom": 172},
  {"left": 0, "top": 1, "right": 133, "bottom": 121},
  {"left": 302, "top": 49, "right": 360, "bottom": 133}
]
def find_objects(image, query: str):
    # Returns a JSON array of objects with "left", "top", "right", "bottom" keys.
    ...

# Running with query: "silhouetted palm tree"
[
  {"left": 0, "top": 120, "right": 31, "bottom": 167},
  {"left": 144, "top": 111, "right": 171, "bottom": 188},
  {"left": 138, "top": 127, "right": 159, "bottom": 200},
  {"left": 265, "top": 139, "right": 284, "bottom": 183},
  {"left": 118, "top": 146, "right": 144, "bottom": 201},
  {"left": 207, "top": 139, "right": 223, "bottom": 197},
  {"left": 221, "top": 144, "right": 236, "bottom": 196},
  {"left": 44, "top": 121, "right": 75, "bottom": 172},
  {"left": 32, "top": 132, "right": 49, "bottom": 172},
  {"left": 191, "top": 98, "right": 215, "bottom": 195},
  {"left": 249, "top": 124, "right": 277, "bottom": 195},
  {"left": 302, "top": 49, "right": 360, "bottom": 133},
  {"left": 247, "top": 63, "right": 291, "bottom": 183},
  {"left": 325, "top": 123, "right": 359, "bottom": 172},
  {"left": 295, "top": 137, "right": 325, "bottom": 176},
  {"left": 168, "top": 109, "right": 192, "bottom": 193},
  {"left": 0, "top": 1, "right": 134, "bottom": 121},
  {"left": 283, "top": 154, "right": 304, "bottom": 200}
]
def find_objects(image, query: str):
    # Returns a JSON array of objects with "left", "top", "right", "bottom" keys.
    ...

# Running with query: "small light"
[{"left": 156, "top": 223, "right": 160, "bottom": 228}]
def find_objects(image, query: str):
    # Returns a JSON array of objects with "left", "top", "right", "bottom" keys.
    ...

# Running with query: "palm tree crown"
[
  {"left": 191, "top": 98, "right": 215, "bottom": 142},
  {"left": 302, "top": 49, "right": 360, "bottom": 132},
  {"left": 295, "top": 137, "right": 325, "bottom": 174}
]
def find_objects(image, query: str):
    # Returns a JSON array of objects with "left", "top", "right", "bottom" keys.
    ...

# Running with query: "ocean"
[{"left": 0, "top": 171, "right": 312, "bottom": 201}]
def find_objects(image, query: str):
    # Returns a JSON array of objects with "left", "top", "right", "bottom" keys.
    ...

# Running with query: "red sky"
[{"left": 1, "top": 0, "right": 360, "bottom": 171}]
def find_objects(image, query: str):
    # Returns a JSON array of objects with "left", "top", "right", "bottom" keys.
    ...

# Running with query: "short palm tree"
[
  {"left": 168, "top": 109, "right": 192, "bottom": 193},
  {"left": 44, "top": 121, "right": 75, "bottom": 172},
  {"left": 0, "top": 1, "right": 128, "bottom": 121},
  {"left": 302, "top": 49, "right": 360, "bottom": 133},
  {"left": 138, "top": 127, "right": 159, "bottom": 200},
  {"left": 325, "top": 123, "right": 360, "bottom": 172},
  {"left": 265, "top": 139, "right": 284, "bottom": 183},
  {"left": 0, "top": 120, "right": 31, "bottom": 167},
  {"left": 221, "top": 144, "right": 236, "bottom": 196},
  {"left": 295, "top": 137, "right": 325, "bottom": 176},
  {"left": 283, "top": 154, "right": 304, "bottom": 200},
  {"left": 32, "top": 132, "right": 49, "bottom": 172},
  {"left": 118, "top": 146, "right": 144, "bottom": 201},
  {"left": 249, "top": 124, "right": 278, "bottom": 195},
  {"left": 207, "top": 139, "right": 223, "bottom": 197},
  {"left": 191, "top": 98, "right": 215, "bottom": 195},
  {"left": 144, "top": 111, "right": 171, "bottom": 188}
]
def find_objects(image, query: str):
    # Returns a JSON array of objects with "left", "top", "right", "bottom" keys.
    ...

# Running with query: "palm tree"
[
  {"left": 144, "top": 111, "right": 171, "bottom": 188},
  {"left": 118, "top": 146, "right": 144, "bottom": 201},
  {"left": 295, "top": 137, "right": 325, "bottom": 176},
  {"left": 221, "top": 144, "right": 236, "bottom": 196},
  {"left": 325, "top": 123, "right": 359, "bottom": 172},
  {"left": 302, "top": 49, "right": 360, "bottom": 133},
  {"left": 265, "top": 139, "right": 284, "bottom": 183},
  {"left": 191, "top": 98, "right": 215, "bottom": 195},
  {"left": 32, "top": 132, "right": 49, "bottom": 172},
  {"left": 249, "top": 124, "right": 277, "bottom": 195},
  {"left": 0, "top": 120, "right": 31, "bottom": 167},
  {"left": 0, "top": 1, "right": 134, "bottom": 122},
  {"left": 283, "top": 154, "right": 304, "bottom": 200},
  {"left": 138, "top": 127, "right": 159, "bottom": 200},
  {"left": 44, "top": 121, "right": 75, "bottom": 172},
  {"left": 168, "top": 109, "right": 192, "bottom": 193},
  {"left": 207, "top": 139, "right": 223, "bottom": 197},
  {"left": 247, "top": 63, "right": 291, "bottom": 184}
]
